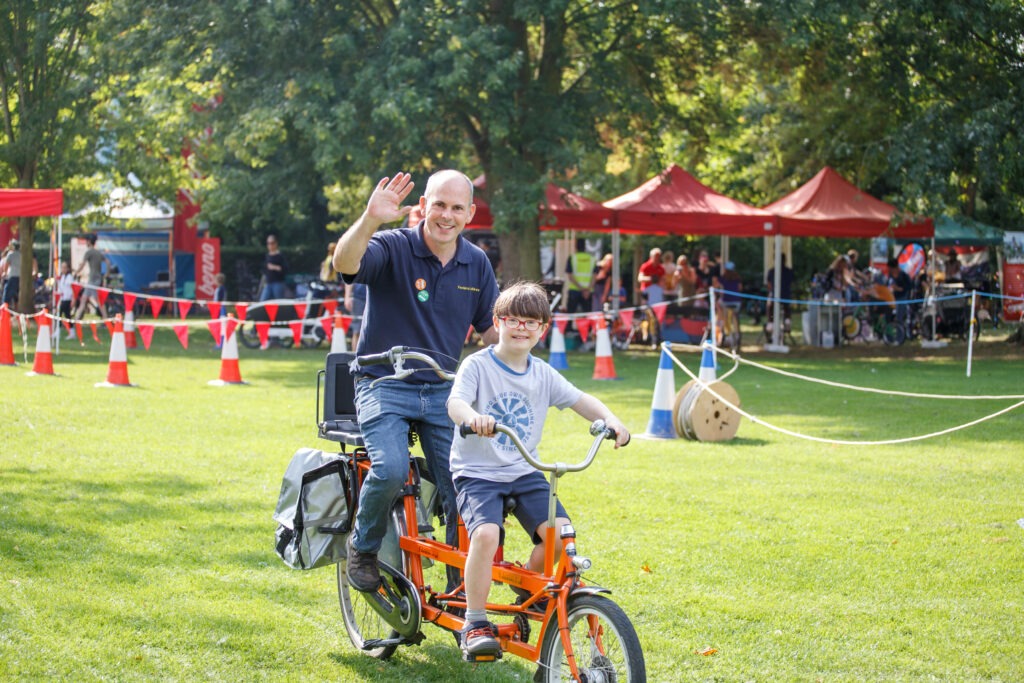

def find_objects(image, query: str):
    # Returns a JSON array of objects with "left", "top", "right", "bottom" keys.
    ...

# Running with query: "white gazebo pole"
[
  {"left": 708, "top": 284, "right": 717, "bottom": 364},
  {"left": 966, "top": 290, "right": 977, "bottom": 377},
  {"left": 764, "top": 233, "right": 789, "bottom": 352},
  {"left": 612, "top": 229, "right": 621, "bottom": 315}
]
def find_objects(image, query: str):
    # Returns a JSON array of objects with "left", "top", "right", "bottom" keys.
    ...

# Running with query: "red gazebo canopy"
[
  {"left": 764, "top": 167, "right": 933, "bottom": 239},
  {"left": 602, "top": 164, "right": 776, "bottom": 237}
]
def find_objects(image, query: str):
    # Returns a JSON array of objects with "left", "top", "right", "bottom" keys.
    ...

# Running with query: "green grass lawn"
[{"left": 1, "top": 329, "right": 1022, "bottom": 681}]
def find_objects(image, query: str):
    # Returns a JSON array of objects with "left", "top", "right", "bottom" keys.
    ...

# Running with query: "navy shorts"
[{"left": 455, "top": 470, "right": 569, "bottom": 545}]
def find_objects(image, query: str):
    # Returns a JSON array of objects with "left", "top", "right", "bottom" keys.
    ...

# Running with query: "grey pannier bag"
[{"left": 273, "top": 448, "right": 353, "bottom": 570}]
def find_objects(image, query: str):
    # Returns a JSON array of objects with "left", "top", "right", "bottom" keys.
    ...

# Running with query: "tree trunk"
[
  {"left": 16, "top": 216, "right": 36, "bottom": 314},
  {"left": 497, "top": 222, "right": 542, "bottom": 284}
]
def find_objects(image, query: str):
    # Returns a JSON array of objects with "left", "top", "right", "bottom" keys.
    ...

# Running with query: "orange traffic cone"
[
  {"left": 330, "top": 311, "right": 349, "bottom": 353},
  {"left": 124, "top": 309, "right": 138, "bottom": 348},
  {"left": 96, "top": 315, "right": 134, "bottom": 387},
  {"left": 209, "top": 315, "right": 246, "bottom": 385},
  {"left": 592, "top": 316, "right": 619, "bottom": 380},
  {"left": 0, "top": 304, "right": 16, "bottom": 366},
  {"left": 28, "top": 311, "right": 55, "bottom": 376}
]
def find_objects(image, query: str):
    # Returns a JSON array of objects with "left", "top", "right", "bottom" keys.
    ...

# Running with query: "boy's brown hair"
[{"left": 493, "top": 281, "right": 551, "bottom": 324}]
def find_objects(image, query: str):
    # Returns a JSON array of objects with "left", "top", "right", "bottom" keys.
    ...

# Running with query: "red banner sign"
[
  {"left": 1003, "top": 232, "right": 1024, "bottom": 321},
  {"left": 196, "top": 237, "right": 221, "bottom": 300}
]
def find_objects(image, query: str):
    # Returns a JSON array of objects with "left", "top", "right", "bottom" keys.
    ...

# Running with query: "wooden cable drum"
[{"left": 672, "top": 379, "right": 742, "bottom": 442}]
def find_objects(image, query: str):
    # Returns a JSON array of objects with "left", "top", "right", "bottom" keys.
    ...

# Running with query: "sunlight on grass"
[{"left": 1, "top": 336, "right": 1022, "bottom": 680}]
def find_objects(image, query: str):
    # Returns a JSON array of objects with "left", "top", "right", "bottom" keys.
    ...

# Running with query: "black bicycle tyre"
[
  {"left": 337, "top": 503, "right": 412, "bottom": 660},
  {"left": 336, "top": 561, "right": 400, "bottom": 660},
  {"left": 537, "top": 593, "right": 646, "bottom": 682},
  {"left": 238, "top": 323, "right": 262, "bottom": 349},
  {"left": 882, "top": 321, "right": 906, "bottom": 346}
]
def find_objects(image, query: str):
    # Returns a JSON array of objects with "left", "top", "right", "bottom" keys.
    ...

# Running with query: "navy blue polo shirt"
[{"left": 344, "top": 223, "right": 499, "bottom": 382}]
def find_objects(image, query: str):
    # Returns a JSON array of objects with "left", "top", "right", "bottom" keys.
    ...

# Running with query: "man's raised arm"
[{"left": 333, "top": 172, "right": 415, "bottom": 275}]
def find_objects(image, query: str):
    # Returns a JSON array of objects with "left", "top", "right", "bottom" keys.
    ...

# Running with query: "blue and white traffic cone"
[
  {"left": 644, "top": 345, "right": 677, "bottom": 438},
  {"left": 699, "top": 341, "right": 717, "bottom": 383},
  {"left": 548, "top": 322, "right": 569, "bottom": 370}
]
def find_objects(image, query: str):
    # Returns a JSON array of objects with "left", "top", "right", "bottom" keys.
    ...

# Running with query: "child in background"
[
  {"left": 213, "top": 273, "right": 227, "bottom": 304},
  {"left": 57, "top": 261, "right": 76, "bottom": 338},
  {"left": 447, "top": 281, "right": 630, "bottom": 658}
]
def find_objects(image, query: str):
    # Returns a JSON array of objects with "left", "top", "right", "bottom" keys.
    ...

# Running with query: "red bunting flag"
[
  {"left": 173, "top": 324, "right": 189, "bottom": 349},
  {"left": 178, "top": 300, "right": 192, "bottom": 319},
  {"left": 150, "top": 296, "right": 165, "bottom": 319},
  {"left": 208, "top": 302, "right": 221, "bottom": 319},
  {"left": 338, "top": 315, "right": 352, "bottom": 333},
  {"left": 71, "top": 282, "right": 83, "bottom": 300},
  {"left": 97, "top": 288, "right": 110, "bottom": 306},
  {"left": 124, "top": 293, "right": 136, "bottom": 312},
  {"left": 322, "top": 299, "right": 339, "bottom": 316},
  {"left": 138, "top": 324, "right": 155, "bottom": 350},
  {"left": 651, "top": 302, "right": 668, "bottom": 324},
  {"left": 225, "top": 316, "right": 238, "bottom": 340},
  {"left": 576, "top": 317, "right": 592, "bottom": 344},
  {"left": 554, "top": 316, "right": 569, "bottom": 334},
  {"left": 320, "top": 316, "right": 333, "bottom": 341},
  {"left": 293, "top": 303, "right": 307, "bottom": 321},
  {"left": 74, "top": 321, "right": 83, "bottom": 343},
  {"left": 255, "top": 321, "right": 270, "bottom": 347},
  {"left": 619, "top": 309, "right": 634, "bottom": 331},
  {"left": 235, "top": 303, "right": 247, "bottom": 321},
  {"left": 264, "top": 303, "right": 278, "bottom": 322},
  {"left": 289, "top": 320, "right": 303, "bottom": 346},
  {"left": 104, "top": 320, "right": 114, "bottom": 337},
  {"left": 206, "top": 319, "right": 222, "bottom": 344},
  {"left": 90, "top": 322, "right": 101, "bottom": 343}
]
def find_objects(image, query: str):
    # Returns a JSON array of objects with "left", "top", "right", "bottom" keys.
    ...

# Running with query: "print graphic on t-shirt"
[{"left": 485, "top": 391, "right": 535, "bottom": 451}]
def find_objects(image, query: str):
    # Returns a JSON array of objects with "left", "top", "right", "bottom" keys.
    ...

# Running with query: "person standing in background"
[
  {"left": 591, "top": 253, "right": 614, "bottom": 311},
  {"left": 260, "top": 235, "right": 288, "bottom": 301},
  {"left": 56, "top": 261, "right": 76, "bottom": 337},
  {"left": 73, "top": 235, "right": 111, "bottom": 321},
  {"left": 564, "top": 238, "right": 594, "bottom": 317}
]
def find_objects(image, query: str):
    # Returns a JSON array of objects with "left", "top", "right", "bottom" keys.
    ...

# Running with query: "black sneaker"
[
  {"left": 460, "top": 621, "right": 500, "bottom": 658},
  {"left": 345, "top": 536, "right": 380, "bottom": 592}
]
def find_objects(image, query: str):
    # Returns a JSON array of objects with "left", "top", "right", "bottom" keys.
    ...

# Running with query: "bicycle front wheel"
[
  {"left": 337, "top": 561, "right": 399, "bottom": 660},
  {"left": 537, "top": 594, "right": 646, "bottom": 682},
  {"left": 842, "top": 314, "right": 861, "bottom": 340}
]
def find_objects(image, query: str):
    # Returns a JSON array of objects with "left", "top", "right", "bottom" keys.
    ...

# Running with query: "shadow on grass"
[{"left": 327, "top": 640, "right": 539, "bottom": 682}]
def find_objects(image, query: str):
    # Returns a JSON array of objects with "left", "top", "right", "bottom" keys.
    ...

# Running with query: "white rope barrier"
[
  {"left": 664, "top": 344, "right": 1024, "bottom": 446},
  {"left": 710, "top": 344, "right": 1024, "bottom": 401}
]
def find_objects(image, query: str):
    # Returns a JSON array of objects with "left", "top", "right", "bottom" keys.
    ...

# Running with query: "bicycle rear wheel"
[
  {"left": 537, "top": 594, "right": 645, "bottom": 682},
  {"left": 881, "top": 320, "right": 906, "bottom": 346},
  {"left": 337, "top": 560, "right": 400, "bottom": 660}
]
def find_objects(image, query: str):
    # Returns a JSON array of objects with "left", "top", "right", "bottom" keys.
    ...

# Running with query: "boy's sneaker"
[
  {"left": 461, "top": 621, "right": 500, "bottom": 658},
  {"left": 345, "top": 536, "right": 380, "bottom": 592}
]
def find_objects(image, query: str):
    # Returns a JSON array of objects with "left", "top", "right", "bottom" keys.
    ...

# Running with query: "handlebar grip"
[
  {"left": 459, "top": 423, "right": 475, "bottom": 438},
  {"left": 604, "top": 427, "right": 630, "bottom": 447},
  {"left": 357, "top": 348, "right": 401, "bottom": 366}
]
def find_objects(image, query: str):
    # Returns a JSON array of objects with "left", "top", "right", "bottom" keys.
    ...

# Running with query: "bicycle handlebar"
[
  {"left": 459, "top": 420, "right": 624, "bottom": 476},
  {"left": 356, "top": 346, "right": 456, "bottom": 386}
]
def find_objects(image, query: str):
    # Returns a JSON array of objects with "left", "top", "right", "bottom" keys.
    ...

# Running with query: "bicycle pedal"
[{"left": 463, "top": 651, "right": 502, "bottom": 663}]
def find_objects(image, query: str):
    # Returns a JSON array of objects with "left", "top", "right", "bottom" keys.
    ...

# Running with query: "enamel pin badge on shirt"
[{"left": 415, "top": 278, "right": 429, "bottom": 302}]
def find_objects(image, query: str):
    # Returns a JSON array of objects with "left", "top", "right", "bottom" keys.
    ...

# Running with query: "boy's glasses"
[{"left": 499, "top": 317, "right": 544, "bottom": 331}]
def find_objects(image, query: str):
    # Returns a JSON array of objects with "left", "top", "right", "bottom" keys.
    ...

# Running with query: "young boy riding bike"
[{"left": 447, "top": 281, "right": 630, "bottom": 659}]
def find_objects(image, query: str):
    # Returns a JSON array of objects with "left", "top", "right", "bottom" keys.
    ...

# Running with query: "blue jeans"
[
  {"left": 2, "top": 276, "right": 19, "bottom": 306},
  {"left": 259, "top": 281, "right": 287, "bottom": 301},
  {"left": 351, "top": 378, "right": 458, "bottom": 555}
]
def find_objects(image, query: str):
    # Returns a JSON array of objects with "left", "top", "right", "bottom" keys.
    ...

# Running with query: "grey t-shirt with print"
[{"left": 448, "top": 346, "right": 582, "bottom": 483}]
